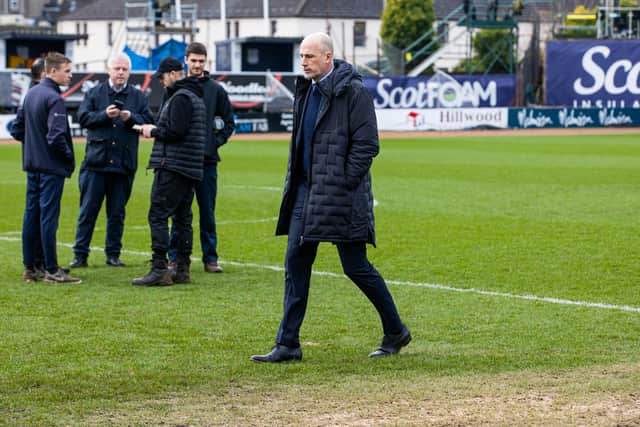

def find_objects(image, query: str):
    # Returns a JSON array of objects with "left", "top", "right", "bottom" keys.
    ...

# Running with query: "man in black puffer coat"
[
  {"left": 133, "top": 57, "right": 205, "bottom": 287},
  {"left": 251, "top": 33, "right": 411, "bottom": 363}
]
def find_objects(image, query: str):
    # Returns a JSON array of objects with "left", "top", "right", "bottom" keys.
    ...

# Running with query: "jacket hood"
[{"left": 169, "top": 76, "right": 204, "bottom": 98}]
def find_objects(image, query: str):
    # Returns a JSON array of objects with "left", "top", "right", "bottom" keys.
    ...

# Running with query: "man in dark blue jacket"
[
  {"left": 68, "top": 53, "right": 154, "bottom": 268},
  {"left": 167, "top": 42, "right": 235, "bottom": 274},
  {"left": 11, "top": 52, "right": 81, "bottom": 284},
  {"left": 251, "top": 33, "right": 410, "bottom": 363}
]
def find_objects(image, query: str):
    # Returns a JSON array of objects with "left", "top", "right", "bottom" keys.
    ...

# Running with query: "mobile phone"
[{"left": 113, "top": 99, "right": 125, "bottom": 110}]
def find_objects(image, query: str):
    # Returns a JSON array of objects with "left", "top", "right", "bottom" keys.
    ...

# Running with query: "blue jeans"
[
  {"left": 275, "top": 184, "right": 404, "bottom": 348},
  {"left": 73, "top": 170, "right": 134, "bottom": 258},
  {"left": 169, "top": 163, "right": 218, "bottom": 263},
  {"left": 22, "top": 172, "right": 65, "bottom": 272}
]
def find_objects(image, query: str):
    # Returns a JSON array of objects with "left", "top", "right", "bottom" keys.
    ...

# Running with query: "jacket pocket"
[{"left": 84, "top": 139, "right": 108, "bottom": 167}]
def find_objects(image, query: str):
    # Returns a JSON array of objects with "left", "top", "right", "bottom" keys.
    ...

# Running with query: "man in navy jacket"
[
  {"left": 251, "top": 33, "right": 410, "bottom": 363},
  {"left": 68, "top": 53, "right": 154, "bottom": 268},
  {"left": 11, "top": 52, "right": 81, "bottom": 284}
]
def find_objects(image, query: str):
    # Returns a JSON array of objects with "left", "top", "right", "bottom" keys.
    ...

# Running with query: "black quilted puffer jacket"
[{"left": 275, "top": 59, "right": 379, "bottom": 245}]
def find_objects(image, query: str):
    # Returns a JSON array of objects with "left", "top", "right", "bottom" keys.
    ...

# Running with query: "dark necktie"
[{"left": 301, "top": 84, "right": 321, "bottom": 178}]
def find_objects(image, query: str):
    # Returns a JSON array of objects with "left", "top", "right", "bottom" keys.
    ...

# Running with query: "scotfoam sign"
[
  {"left": 364, "top": 74, "right": 515, "bottom": 109},
  {"left": 546, "top": 40, "right": 640, "bottom": 108}
]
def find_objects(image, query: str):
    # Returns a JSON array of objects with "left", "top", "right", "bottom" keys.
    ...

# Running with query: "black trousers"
[
  {"left": 276, "top": 184, "right": 405, "bottom": 348},
  {"left": 148, "top": 169, "right": 196, "bottom": 265}
]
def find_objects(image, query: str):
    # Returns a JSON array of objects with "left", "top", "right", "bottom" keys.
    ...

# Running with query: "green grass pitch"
[{"left": 1, "top": 133, "right": 640, "bottom": 424}]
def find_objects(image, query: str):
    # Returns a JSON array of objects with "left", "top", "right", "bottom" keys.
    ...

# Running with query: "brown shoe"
[
  {"left": 44, "top": 268, "right": 82, "bottom": 284},
  {"left": 204, "top": 261, "right": 223, "bottom": 273},
  {"left": 23, "top": 268, "right": 39, "bottom": 282}
]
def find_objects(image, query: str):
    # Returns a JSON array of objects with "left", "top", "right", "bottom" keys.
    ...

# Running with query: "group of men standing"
[
  {"left": 12, "top": 34, "right": 411, "bottom": 361},
  {"left": 12, "top": 42, "right": 235, "bottom": 286}
]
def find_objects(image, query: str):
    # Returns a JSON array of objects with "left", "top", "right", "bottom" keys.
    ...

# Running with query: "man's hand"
[
  {"left": 106, "top": 104, "right": 120, "bottom": 118},
  {"left": 119, "top": 110, "right": 131, "bottom": 121},
  {"left": 140, "top": 124, "right": 156, "bottom": 138}
]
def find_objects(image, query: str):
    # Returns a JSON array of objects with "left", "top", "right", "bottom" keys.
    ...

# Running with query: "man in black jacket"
[
  {"left": 251, "top": 33, "right": 410, "bottom": 363},
  {"left": 133, "top": 57, "right": 206, "bottom": 286},
  {"left": 68, "top": 53, "right": 154, "bottom": 268},
  {"left": 167, "top": 42, "right": 234, "bottom": 274},
  {"left": 11, "top": 52, "right": 81, "bottom": 284}
]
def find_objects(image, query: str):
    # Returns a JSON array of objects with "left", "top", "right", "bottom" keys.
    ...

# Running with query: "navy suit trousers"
[{"left": 276, "top": 184, "right": 404, "bottom": 348}]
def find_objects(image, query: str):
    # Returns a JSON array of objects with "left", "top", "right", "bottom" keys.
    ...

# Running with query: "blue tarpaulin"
[
  {"left": 123, "top": 45, "right": 150, "bottom": 70},
  {"left": 151, "top": 39, "right": 187, "bottom": 70}
]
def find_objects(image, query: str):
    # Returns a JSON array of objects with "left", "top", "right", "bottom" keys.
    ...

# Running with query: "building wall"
[{"left": 57, "top": 16, "right": 382, "bottom": 72}]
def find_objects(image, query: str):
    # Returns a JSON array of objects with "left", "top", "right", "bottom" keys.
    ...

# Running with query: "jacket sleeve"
[
  {"left": 78, "top": 88, "right": 111, "bottom": 130},
  {"left": 344, "top": 85, "right": 379, "bottom": 189},
  {"left": 214, "top": 86, "right": 235, "bottom": 147},
  {"left": 10, "top": 106, "right": 25, "bottom": 142},
  {"left": 125, "top": 91, "right": 155, "bottom": 128},
  {"left": 151, "top": 93, "right": 192, "bottom": 143}
]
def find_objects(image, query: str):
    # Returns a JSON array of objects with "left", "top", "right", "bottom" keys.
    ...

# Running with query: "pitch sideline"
[{"left": 1, "top": 234, "right": 639, "bottom": 315}]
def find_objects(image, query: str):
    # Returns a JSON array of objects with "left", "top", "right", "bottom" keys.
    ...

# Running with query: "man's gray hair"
[
  {"left": 304, "top": 32, "right": 334, "bottom": 54},
  {"left": 107, "top": 52, "right": 132, "bottom": 69}
]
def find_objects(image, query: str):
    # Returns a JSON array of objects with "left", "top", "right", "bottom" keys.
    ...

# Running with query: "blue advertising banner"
[
  {"left": 546, "top": 40, "right": 640, "bottom": 108},
  {"left": 508, "top": 107, "right": 639, "bottom": 128},
  {"left": 363, "top": 73, "right": 516, "bottom": 109}
]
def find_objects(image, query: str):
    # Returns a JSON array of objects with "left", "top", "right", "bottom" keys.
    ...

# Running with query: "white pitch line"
[
  {"left": 102, "top": 217, "right": 279, "bottom": 231},
  {"left": 1, "top": 235, "right": 639, "bottom": 314},
  {"left": 225, "top": 184, "right": 282, "bottom": 192}
]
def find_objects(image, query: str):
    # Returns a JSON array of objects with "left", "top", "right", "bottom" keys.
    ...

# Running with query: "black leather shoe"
[
  {"left": 368, "top": 326, "right": 412, "bottom": 358},
  {"left": 250, "top": 345, "right": 302, "bottom": 363},
  {"left": 106, "top": 257, "right": 126, "bottom": 267},
  {"left": 69, "top": 256, "right": 88, "bottom": 268}
]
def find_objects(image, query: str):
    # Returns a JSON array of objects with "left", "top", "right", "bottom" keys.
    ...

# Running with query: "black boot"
[
  {"left": 171, "top": 261, "right": 191, "bottom": 284},
  {"left": 132, "top": 258, "right": 173, "bottom": 287}
]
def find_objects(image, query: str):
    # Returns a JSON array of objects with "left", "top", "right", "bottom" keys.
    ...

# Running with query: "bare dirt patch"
[{"left": 82, "top": 363, "right": 640, "bottom": 426}]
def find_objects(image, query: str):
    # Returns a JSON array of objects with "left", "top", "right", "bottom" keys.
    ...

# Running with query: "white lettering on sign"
[
  {"left": 373, "top": 78, "right": 497, "bottom": 108},
  {"left": 574, "top": 46, "right": 640, "bottom": 95}
]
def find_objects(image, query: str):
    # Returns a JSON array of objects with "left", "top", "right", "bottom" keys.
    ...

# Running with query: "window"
[
  {"left": 83, "top": 23, "right": 88, "bottom": 46},
  {"left": 271, "top": 20, "right": 277, "bottom": 36},
  {"left": 226, "top": 21, "right": 231, "bottom": 39},
  {"left": 234, "top": 21, "right": 239, "bottom": 38},
  {"left": 76, "top": 22, "right": 81, "bottom": 45},
  {"left": 353, "top": 21, "right": 366, "bottom": 47},
  {"left": 107, "top": 22, "right": 113, "bottom": 46},
  {"left": 9, "top": 0, "right": 19, "bottom": 12}
]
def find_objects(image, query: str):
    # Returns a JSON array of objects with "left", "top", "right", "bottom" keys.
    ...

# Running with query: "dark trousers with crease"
[
  {"left": 73, "top": 170, "right": 134, "bottom": 259},
  {"left": 276, "top": 184, "right": 405, "bottom": 348}
]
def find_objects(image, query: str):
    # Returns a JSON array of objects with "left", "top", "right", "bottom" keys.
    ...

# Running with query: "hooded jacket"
[
  {"left": 147, "top": 77, "right": 206, "bottom": 181},
  {"left": 197, "top": 71, "right": 235, "bottom": 164},
  {"left": 275, "top": 59, "right": 379, "bottom": 245}
]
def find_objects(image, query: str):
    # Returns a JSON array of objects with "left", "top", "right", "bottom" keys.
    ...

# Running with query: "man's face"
[
  {"left": 108, "top": 58, "right": 130, "bottom": 89},
  {"left": 160, "top": 70, "right": 184, "bottom": 88},
  {"left": 186, "top": 53, "right": 206, "bottom": 77},
  {"left": 299, "top": 39, "right": 332, "bottom": 81},
  {"left": 49, "top": 63, "right": 72, "bottom": 87}
]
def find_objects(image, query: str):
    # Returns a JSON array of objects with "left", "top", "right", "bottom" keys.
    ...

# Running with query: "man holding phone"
[{"left": 69, "top": 52, "right": 154, "bottom": 268}]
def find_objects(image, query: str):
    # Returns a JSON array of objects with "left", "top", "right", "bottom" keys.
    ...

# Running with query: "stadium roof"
[{"left": 59, "top": 0, "right": 384, "bottom": 20}]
